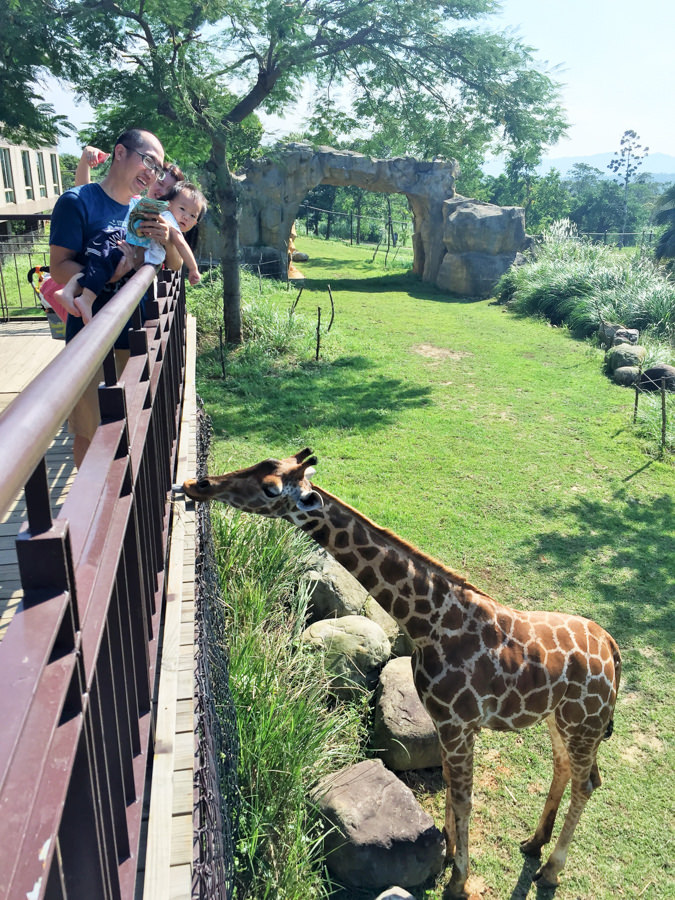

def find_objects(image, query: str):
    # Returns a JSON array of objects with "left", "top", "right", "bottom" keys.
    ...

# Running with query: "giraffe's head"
[{"left": 182, "top": 448, "right": 324, "bottom": 517}]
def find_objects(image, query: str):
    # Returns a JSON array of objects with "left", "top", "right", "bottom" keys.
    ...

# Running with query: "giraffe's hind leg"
[
  {"left": 521, "top": 714, "right": 571, "bottom": 857},
  {"left": 533, "top": 732, "right": 603, "bottom": 887}
]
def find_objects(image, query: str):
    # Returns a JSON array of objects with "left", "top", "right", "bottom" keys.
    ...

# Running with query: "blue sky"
[{"left": 45, "top": 0, "right": 674, "bottom": 160}]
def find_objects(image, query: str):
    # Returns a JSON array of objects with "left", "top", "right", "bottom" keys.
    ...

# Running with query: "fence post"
[{"left": 662, "top": 377, "right": 667, "bottom": 451}]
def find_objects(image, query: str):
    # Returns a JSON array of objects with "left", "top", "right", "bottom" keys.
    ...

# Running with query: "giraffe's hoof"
[
  {"left": 520, "top": 837, "right": 543, "bottom": 858},
  {"left": 533, "top": 862, "right": 560, "bottom": 888},
  {"left": 445, "top": 869, "right": 468, "bottom": 899}
]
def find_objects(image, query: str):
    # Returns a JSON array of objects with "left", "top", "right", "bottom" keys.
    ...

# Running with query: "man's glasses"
[{"left": 123, "top": 146, "right": 165, "bottom": 181}]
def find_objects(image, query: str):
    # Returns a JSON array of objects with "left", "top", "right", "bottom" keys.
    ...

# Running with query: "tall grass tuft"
[
  {"left": 211, "top": 507, "right": 367, "bottom": 899},
  {"left": 187, "top": 268, "right": 315, "bottom": 380},
  {"left": 497, "top": 220, "right": 675, "bottom": 343}
]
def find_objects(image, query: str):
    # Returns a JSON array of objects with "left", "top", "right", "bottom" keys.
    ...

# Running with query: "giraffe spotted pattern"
[{"left": 183, "top": 449, "right": 621, "bottom": 898}]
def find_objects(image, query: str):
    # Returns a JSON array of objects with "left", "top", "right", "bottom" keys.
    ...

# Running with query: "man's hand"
[{"left": 137, "top": 217, "right": 170, "bottom": 245}]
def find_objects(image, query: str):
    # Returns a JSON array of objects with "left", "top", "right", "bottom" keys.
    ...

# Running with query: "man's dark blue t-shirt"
[{"left": 50, "top": 183, "right": 146, "bottom": 349}]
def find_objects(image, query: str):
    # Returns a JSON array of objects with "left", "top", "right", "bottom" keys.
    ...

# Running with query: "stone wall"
[{"left": 228, "top": 143, "right": 529, "bottom": 298}]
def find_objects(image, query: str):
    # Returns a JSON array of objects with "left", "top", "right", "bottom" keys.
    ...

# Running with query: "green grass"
[{"left": 191, "top": 235, "right": 675, "bottom": 900}]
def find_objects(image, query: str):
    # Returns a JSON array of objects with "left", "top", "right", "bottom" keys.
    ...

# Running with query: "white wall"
[{"left": 0, "top": 142, "right": 62, "bottom": 216}]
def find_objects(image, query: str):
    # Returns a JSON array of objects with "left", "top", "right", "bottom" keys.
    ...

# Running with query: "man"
[{"left": 50, "top": 129, "right": 178, "bottom": 466}]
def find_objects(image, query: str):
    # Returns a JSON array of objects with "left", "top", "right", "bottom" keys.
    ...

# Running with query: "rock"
[
  {"left": 236, "top": 144, "right": 458, "bottom": 283},
  {"left": 313, "top": 759, "right": 445, "bottom": 888},
  {"left": 372, "top": 657, "right": 441, "bottom": 770},
  {"left": 364, "top": 596, "right": 414, "bottom": 656},
  {"left": 305, "top": 548, "right": 369, "bottom": 618},
  {"left": 374, "top": 889, "right": 418, "bottom": 900},
  {"left": 639, "top": 364, "right": 675, "bottom": 392},
  {"left": 606, "top": 343, "right": 646, "bottom": 372},
  {"left": 599, "top": 322, "right": 640, "bottom": 346},
  {"left": 300, "top": 616, "right": 391, "bottom": 695},
  {"left": 435, "top": 199, "right": 528, "bottom": 297},
  {"left": 613, "top": 366, "right": 640, "bottom": 386}
]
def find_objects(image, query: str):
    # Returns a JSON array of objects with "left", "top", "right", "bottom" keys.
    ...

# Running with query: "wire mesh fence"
[{"left": 192, "top": 403, "right": 239, "bottom": 900}]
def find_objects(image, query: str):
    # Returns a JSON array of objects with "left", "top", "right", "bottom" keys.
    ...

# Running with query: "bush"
[{"left": 496, "top": 220, "right": 675, "bottom": 342}]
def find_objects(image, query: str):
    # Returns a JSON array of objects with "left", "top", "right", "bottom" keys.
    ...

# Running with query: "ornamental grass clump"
[
  {"left": 210, "top": 508, "right": 367, "bottom": 899},
  {"left": 497, "top": 220, "right": 675, "bottom": 342}
]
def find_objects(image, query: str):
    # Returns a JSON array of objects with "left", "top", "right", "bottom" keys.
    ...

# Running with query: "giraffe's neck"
[{"left": 287, "top": 485, "right": 490, "bottom": 644}]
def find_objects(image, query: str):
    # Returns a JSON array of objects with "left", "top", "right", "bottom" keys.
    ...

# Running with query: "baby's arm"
[{"left": 169, "top": 228, "right": 201, "bottom": 284}]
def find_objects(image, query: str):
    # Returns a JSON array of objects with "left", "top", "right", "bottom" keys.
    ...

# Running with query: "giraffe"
[{"left": 183, "top": 448, "right": 621, "bottom": 897}]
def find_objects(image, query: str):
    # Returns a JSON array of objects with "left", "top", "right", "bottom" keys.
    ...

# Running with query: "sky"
[{"left": 45, "top": 0, "right": 674, "bottom": 162}]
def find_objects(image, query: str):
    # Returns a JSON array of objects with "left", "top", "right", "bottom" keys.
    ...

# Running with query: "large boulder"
[
  {"left": 305, "top": 549, "right": 369, "bottom": 618},
  {"left": 372, "top": 657, "right": 441, "bottom": 771},
  {"left": 613, "top": 366, "right": 640, "bottom": 386},
  {"left": 313, "top": 759, "right": 445, "bottom": 888},
  {"left": 606, "top": 343, "right": 647, "bottom": 372},
  {"left": 436, "top": 199, "right": 527, "bottom": 297},
  {"left": 364, "top": 596, "right": 414, "bottom": 657},
  {"left": 639, "top": 364, "right": 675, "bottom": 392},
  {"left": 599, "top": 322, "right": 640, "bottom": 346},
  {"left": 300, "top": 616, "right": 391, "bottom": 695},
  {"left": 442, "top": 198, "right": 526, "bottom": 255}
]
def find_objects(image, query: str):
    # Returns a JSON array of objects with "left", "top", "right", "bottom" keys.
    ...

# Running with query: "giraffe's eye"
[{"left": 262, "top": 483, "right": 282, "bottom": 498}]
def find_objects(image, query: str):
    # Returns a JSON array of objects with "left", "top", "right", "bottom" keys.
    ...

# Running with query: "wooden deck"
[
  {"left": 0, "top": 320, "right": 71, "bottom": 639},
  {"left": 0, "top": 314, "right": 198, "bottom": 898}
]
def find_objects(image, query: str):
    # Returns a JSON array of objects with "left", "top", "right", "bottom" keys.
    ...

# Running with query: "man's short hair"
[{"left": 114, "top": 129, "right": 149, "bottom": 154}]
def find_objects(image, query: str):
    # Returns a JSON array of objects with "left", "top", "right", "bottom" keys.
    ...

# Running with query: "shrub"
[{"left": 497, "top": 220, "right": 675, "bottom": 342}]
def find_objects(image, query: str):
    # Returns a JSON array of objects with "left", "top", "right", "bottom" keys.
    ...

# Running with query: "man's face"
[{"left": 116, "top": 132, "right": 165, "bottom": 198}]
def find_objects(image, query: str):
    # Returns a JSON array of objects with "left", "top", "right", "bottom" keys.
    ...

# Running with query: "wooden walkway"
[
  {"left": 0, "top": 320, "right": 71, "bottom": 639},
  {"left": 0, "top": 314, "right": 198, "bottom": 898}
]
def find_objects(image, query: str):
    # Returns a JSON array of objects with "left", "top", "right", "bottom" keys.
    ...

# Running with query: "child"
[{"left": 54, "top": 181, "right": 206, "bottom": 324}]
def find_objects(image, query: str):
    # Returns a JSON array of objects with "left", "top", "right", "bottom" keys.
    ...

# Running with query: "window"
[
  {"left": 36, "top": 152, "right": 47, "bottom": 198},
  {"left": 21, "top": 150, "right": 34, "bottom": 200},
  {"left": 0, "top": 148, "right": 15, "bottom": 203},
  {"left": 50, "top": 153, "right": 61, "bottom": 194}
]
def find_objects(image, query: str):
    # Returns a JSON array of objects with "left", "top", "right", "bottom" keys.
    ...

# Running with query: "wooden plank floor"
[{"left": 0, "top": 320, "right": 70, "bottom": 640}]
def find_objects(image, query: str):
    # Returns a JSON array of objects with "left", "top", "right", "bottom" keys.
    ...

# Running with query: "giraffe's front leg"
[{"left": 441, "top": 733, "right": 476, "bottom": 899}]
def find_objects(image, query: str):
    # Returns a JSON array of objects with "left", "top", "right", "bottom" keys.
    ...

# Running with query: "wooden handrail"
[
  {"left": 0, "top": 266, "right": 188, "bottom": 900},
  {"left": 0, "top": 264, "right": 156, "bottom": 520}
]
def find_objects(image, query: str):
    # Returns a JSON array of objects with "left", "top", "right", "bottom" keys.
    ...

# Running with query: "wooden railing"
[{"left": 0, "top": 265, "right": 187, "bottom": 900}]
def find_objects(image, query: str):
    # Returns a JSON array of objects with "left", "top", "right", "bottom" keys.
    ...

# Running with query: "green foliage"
[
  {"left": 210, "top": 507, "right": 366, "bottom": 898},
  {"left": 497, "top": 221, "right": 675, "bottom": 342},
  {"left": 654, "top": 183, "right": 675, "bottom": 264}
]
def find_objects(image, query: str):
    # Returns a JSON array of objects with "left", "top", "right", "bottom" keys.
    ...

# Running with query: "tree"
[
  {"left": 0, "top": 1, "right": 108, "bottom": 146},
  {"left": 607, "top": 129, "right": 648, "bottom": 244},
  {"left": 59, "top": 0, "right": 567, "bottom": 343},
  {"left": 653, "top": 183, "right": 675, "bottom": 265}
]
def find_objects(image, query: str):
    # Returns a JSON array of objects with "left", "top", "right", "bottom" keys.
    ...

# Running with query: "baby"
[{"left": 54, "top": 181, "right": 206, "bottom": 324}]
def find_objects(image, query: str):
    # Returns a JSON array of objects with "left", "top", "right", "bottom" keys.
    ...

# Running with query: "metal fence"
[
  {"left": 0, "top": 214, "right": 52, "bottom": 317},
  {"left": 0, "top": 267, "right": 190, "bottom": 899}
]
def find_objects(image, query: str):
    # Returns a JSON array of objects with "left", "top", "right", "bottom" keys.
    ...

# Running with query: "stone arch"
[{"left": 234, "top": 143, "right": 528, "bottom": 298}]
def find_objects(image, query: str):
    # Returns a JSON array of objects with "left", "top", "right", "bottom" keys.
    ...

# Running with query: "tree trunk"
[{"left": 208, "top": 133, "right": 242, "bottom": 344}]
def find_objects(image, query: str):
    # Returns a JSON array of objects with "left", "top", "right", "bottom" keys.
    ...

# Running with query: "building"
[{"left": 0, "top": 140, "right": 62, "bottom": 218}]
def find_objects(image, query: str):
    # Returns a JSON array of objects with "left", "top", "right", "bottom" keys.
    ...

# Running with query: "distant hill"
[{"left": 482, "top": 152, "right": 675, "bottom": 184}]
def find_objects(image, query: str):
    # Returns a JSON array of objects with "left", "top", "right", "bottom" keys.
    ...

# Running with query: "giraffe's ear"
[{"left": 297, "top": 489, "right": 323, "bottom": 512}]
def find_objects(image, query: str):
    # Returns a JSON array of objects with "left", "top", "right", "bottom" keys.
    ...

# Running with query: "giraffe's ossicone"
[{"left": 184, "top": 449, "right": 621, "bottom": 898}]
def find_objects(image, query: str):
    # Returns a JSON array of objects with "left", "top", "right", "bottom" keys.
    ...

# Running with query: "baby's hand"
[{"left": 188, "top": 269, "right": 201, "bottom": 285}]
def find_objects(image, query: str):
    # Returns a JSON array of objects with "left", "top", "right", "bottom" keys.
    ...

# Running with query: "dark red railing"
[{"left": 0, "top": 265, "right": 187, "bottom": 900}]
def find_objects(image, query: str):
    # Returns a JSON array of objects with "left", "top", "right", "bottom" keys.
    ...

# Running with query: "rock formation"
[{"left": 231, "top": 143, "right": 529, "bottom": 297}]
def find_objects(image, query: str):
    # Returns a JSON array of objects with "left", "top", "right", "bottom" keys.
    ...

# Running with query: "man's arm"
[{"left": 50, "top": 245, "right": 83, "bottom": 286}]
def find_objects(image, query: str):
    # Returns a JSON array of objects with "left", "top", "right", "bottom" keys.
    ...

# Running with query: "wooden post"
[
  {"left": 662, "top": 377, "right": 667, "bottom": 451},
  {"left": 315, "top": 307, "right": 321, "bottom": 361},
  {"left": 327, "top": 285, "right": 335, "bottom": 332},
  {"left": 633, "top": 382, "right": 639, "bottom": 424}
]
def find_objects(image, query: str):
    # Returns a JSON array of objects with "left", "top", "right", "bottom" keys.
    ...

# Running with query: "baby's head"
[
  {"left": 148, "top": 162, "right": 186, "bottom": 200},
  {"left": 165, "top": 181, "right": 207, "bottom": 233}
]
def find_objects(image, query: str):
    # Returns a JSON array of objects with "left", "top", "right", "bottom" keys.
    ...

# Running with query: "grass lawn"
[{"left": 195, "top": 235, "right": 674, "bottom": 900}]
